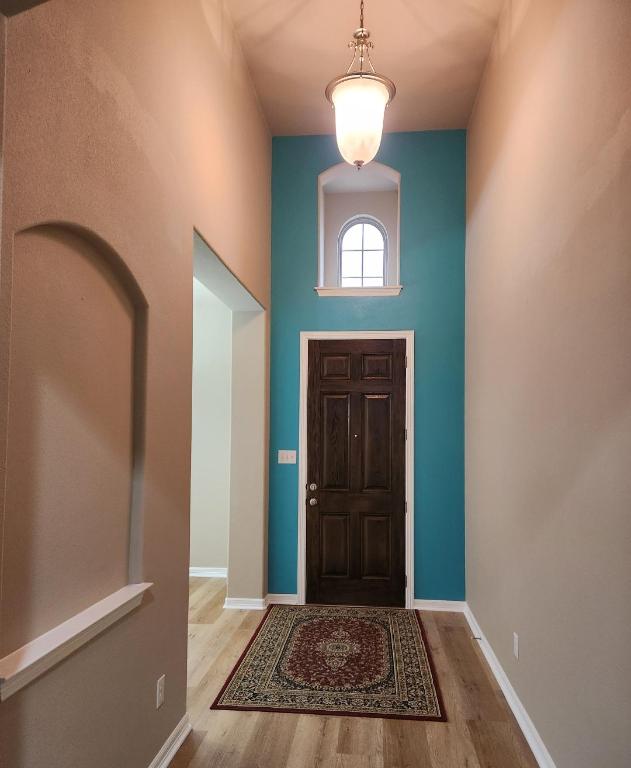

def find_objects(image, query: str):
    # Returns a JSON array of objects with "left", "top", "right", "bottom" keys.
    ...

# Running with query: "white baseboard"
[
  {"left": 223, "top": 597, "right": 266, "bottom": 610},
  {"left": 189, "top": 567, "right": 227, "bottom": 579},
  {"left": 148, "top": 714, "right": 191, "bottom": 768},
  {"left": 464, "top": 605, "right": 557, "bottom": 768},
  {"left": 266, "top": 593, "right": 299, "bottom": 605},
  {"left": 414, "top": 599, "right": 467, "bottom": 612}
]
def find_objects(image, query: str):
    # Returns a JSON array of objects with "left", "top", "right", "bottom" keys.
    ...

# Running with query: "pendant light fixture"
[{"left": 325, "top": 0, "right": 396, "bottom": 169}]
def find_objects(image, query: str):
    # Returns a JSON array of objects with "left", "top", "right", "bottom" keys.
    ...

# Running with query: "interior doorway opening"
[{"left": 190, "top": 231, "right": 267, "bottom": 606}]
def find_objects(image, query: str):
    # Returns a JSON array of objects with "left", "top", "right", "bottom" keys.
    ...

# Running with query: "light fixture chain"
[{"left": 360, "top": 0, "right": 364, "bottom": 29}]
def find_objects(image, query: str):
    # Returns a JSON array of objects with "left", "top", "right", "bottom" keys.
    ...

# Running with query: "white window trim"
[
  {"left": 338, "top": 215, "right": 388, "bottom": 289},
  {"left": 297, "top": 330, "right": 414, "bottom": 609},
  {"left": 314, "top": 285, "right": 402, "bottom": 297}
]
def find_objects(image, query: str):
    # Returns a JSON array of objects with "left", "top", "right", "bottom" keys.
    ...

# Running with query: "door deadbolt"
[{"left": 309, "top": 482, "right": 317, "bottom": 491}]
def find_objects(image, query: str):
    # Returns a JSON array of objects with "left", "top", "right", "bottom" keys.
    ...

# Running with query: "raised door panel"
[
  {"left": 320, "top": 515, "right": 350, "bottom": 577},
  {"left": 321, "top": 393, "right": 350, "bottom": 489},
  {"left": 362, "top": 394, "right": 392, "bottom": 491},
  {"left": 361, "top": 515, "right": 391, "bottom": 579},
  {"left": 321, "top": 353, "right": 351, "bottom": 380},
  {"left": 361, "top": 353, "right": 392, "bottom": 381}
]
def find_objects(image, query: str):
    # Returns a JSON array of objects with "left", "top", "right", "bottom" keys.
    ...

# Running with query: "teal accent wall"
[{"left": 269, "top": 131, "right": 465, "bottom": 600}]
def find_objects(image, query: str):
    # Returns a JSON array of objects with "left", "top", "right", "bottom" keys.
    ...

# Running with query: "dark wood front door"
[{"left": 306, "top": 338, "right": 406, "bottom": 607}]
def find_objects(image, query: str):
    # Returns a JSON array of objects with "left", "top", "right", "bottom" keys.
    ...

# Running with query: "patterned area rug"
[{"left": 212, "top": 604, "right": 445, "bottom": 721}]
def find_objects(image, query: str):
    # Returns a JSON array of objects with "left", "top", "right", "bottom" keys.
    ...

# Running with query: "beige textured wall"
[
  {"left": 190, "top": 279, "right": 232, "bottom": 570},
  {"left": 0, "top": 1, "right": 270, "bottom": 767},
  {"left": 466, "top": 2, "right": 631, "bottom": 767}
]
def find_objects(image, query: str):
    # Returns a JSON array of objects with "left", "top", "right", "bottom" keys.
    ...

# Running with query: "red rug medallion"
[{"left": 212, "top": 604, "right": 445, "bottom": 721}]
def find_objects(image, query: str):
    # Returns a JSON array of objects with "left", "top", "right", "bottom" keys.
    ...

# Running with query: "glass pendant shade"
[
  {"left": 325, "top": 2, "right": 395, "bottom": 169},
  {"left": 331, "top": 77, "right": 390, "bottom": 168}
]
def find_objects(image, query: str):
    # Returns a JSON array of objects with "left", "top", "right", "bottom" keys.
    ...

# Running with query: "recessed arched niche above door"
[
  {"left": 0, "top": 223, "right": 150, "bottom": 699},
  {"left": 317, "top": 162, "right": 401, "bottom": 297}
]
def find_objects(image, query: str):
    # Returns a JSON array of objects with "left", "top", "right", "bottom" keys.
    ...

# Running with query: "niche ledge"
[
  {"left": 0, "top": 582, "right": 152, "bottom": 701},
  {"left": 315, "top": 285, "right": 402, "bottom": 297}
]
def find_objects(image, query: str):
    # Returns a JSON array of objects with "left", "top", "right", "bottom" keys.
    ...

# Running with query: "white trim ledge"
[
  {"left": 189, "top": 567, "right": 227, "bottom": 579},
  {"left": 0, "top": 582, "right": 152, "bottom": 701},
  {"left": 464, "top": 605, "right": 557, "bottom": 768},
  {"left": 414, "top": 599, "right": 466, "bottom": 612},
  {"left": 266, "top": 593, "right": 299, "bottom": 605},
  {"left": 314, "top": 286, "right": 402, "bottom": 297},
  {"left": 223, "top": 597, "right": 266, "bottom": 610},
  {"left": 148, "top": 714, "right": 192, "bottom": 768}
]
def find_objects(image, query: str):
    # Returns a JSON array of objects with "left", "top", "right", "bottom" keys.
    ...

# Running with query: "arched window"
[{"left": 338, "top": 216, "right": 387, "bottom": 287}]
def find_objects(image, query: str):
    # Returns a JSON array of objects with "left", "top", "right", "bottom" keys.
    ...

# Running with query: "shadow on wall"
[{"left": 467, "top": 0, "right": 567, "bottom": 216}]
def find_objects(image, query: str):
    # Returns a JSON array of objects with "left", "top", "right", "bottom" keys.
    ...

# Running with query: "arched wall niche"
[
  {"left": 13, "top": 221, "right": 149, "bottom": 309},
  {"left": 1, "top": 221, "right": 148, "bottom": 658},
  {"left": 317, "top": 162, "right": 401, "bottom": 295}
]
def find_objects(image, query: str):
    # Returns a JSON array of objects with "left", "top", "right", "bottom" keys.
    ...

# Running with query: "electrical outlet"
[
  {"left": 513, "top": 632, "right": 519, "bottom": 660},
  {"left": 156, "top": 674, "right": 166, "bottom": 709}
]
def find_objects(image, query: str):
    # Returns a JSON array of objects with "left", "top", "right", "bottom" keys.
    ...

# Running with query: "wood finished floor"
[{"left": 171, "top": 578, "right": 537, "bottom": 768}]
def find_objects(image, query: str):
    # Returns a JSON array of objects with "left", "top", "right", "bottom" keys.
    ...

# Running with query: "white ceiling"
[{"left": 225, "top": 0, "right": 504, "bottom": 136}]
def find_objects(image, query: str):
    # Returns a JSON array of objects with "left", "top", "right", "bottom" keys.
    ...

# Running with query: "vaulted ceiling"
[{"left": 225, "top": 0, "right": 504, "bottom": 136}]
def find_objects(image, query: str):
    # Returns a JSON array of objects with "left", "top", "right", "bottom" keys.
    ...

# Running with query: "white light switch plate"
[{"left": 278, "top": 450, "right": 296, "bottom": 464}]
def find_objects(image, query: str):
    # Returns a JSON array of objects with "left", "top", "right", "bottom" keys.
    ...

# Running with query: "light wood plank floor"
[{"left": 171, "top": 578, "right": 537, "bottom": 768}]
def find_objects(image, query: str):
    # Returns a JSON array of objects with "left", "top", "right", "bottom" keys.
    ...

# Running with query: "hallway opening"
[{"left": 190, "top": 232, "right": 268, "bottom": 607}]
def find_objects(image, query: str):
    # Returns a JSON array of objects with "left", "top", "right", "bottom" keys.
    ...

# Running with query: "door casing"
[{"left": 297, "top": 330, "right": 414, "bottom": 608}]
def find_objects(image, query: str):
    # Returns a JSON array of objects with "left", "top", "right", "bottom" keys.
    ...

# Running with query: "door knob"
[
  {"left": 309, "top": 482, "right": 317, "bottom": 491},
  {"left": 309, "top": 497, "right": 318, "bottom": 506}
]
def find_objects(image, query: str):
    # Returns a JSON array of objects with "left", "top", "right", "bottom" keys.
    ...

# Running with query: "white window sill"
[
  {"left": 314, "top": 286, "right": 402, "bottom": 297},
  {"left": 0, "top": 582, "right": 152, "bottom": 701}
]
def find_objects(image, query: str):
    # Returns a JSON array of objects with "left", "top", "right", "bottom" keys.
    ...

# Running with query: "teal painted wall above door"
[{"left": 269, "top": 131, "right": 465, "bottom": 600}]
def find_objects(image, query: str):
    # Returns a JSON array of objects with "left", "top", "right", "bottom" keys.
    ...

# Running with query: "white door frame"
[{"left": 297, "top": 330, "right": 415, "bottom": 609}]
